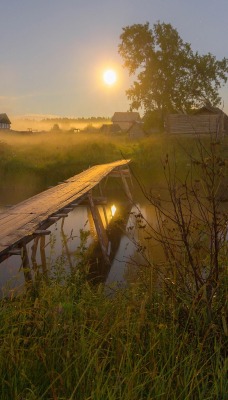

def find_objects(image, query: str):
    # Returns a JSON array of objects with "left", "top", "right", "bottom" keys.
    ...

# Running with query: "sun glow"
[{"left": 103, "top": 69, "right": 117, "bottom": 86}]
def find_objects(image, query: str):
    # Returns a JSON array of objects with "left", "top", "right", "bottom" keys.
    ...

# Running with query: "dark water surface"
[{"left": 0, "top": 175, "right": 157, "bottom": 296}]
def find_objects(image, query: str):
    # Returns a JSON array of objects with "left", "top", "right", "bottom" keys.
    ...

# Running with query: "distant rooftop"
[
  {"left": 112, "top": 112, "right": 140, "bottom": 122},
  {"left": 0, "top": 113, "right": 11, "bottom": 124}
]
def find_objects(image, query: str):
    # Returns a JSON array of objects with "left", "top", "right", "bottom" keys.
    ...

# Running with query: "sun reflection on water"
[{"left": 111, "top": 204, "right": 116, "bottom": 217}]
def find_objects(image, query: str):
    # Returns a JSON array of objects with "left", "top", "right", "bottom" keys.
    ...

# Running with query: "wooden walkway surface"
[{"left": 0, "top": 159, "right": 131, "bottom": 260}]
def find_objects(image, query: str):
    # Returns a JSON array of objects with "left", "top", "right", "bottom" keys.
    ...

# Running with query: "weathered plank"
[{"left": 0, "top": 159, "right": 131, "bottom": 259}]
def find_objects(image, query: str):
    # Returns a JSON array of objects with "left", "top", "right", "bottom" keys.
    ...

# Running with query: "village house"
[
  {"left": 0, "top": 113, "right": 11, "bottom": 130},
  {"left": 111, "top": 112, "right": 140, "bottom": 131},
  {"left": 127, "top": 121, "right": 146, "bottom": 139},
  {"left": 165, "top": 105, "right": 228, "bottom": 135},
  {"left": 194, "top": 104, "right": 228, "bottom": 134},
  {"left": 100, "top": 123, "right": 122, "bottom": 134}
]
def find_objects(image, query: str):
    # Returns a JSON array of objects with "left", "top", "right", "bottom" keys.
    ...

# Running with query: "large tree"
[{"left": 119, "top": 22, "right": 228, "bottom": 118}]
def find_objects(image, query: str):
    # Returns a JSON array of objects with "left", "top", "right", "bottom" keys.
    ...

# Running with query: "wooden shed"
[
  {"left": 100, "top": 123, "right": 122, "bottom": 134},
  {"left": 194, "top": 105, "right": 228, "bottom": 134},
  {"left": 127, "top": 121, "right": 146, "bottom": 139},
  {"left": 0, "top": 113, "right": 11, "bottom": 129},
  {"left": 165, "top": 108, "right": 227, "bottom": 135},
  {"left": 111, "top": 112, "right": 140, "bottom": 131}
]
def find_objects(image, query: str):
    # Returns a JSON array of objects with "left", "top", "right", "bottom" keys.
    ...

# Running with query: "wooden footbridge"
[{"left": 0, "top": 159, "right": 132, "bottom": 269}]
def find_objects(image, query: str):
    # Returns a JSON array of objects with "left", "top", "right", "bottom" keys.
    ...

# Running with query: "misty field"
[
  {"left": 0, "top": 127, "right": 228, "bottom": 206},
  {"left": 1, "top": 128, "right": 227, "bottom": 186},
  {"left": 10, "top": 116, "right": 111, "bottom": 133}
]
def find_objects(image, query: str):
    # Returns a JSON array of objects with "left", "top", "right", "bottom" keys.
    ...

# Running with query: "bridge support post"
[
  {"left": 120, "top": 170, "right": 133, "bottom": 202},
  {"left": 31, "top": 237, "right": 39, "bottom": 276},
  {"left": 87, "top": 191, "right": 110, "bottom": 265},
  {"left": 61, "top": 220, "right": 73, "bottom": 271},
  {"left": 98, "top": 182, "right": 108, "bottom": 227},
  {"left": 40, "top": 236, "right": 48, "bottom": 278},
  {"left": 21, "top": 242, "right": 33, "bottom": 284}
]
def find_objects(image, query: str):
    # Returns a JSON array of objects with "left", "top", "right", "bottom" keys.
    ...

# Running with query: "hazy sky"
[{"left": 1, "top": 0, "right": 228, "bottom": 118}]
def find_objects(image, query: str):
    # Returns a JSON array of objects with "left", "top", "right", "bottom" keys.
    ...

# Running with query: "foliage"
[
  {"left": 51, "top": 123, "right": 61, "bottom": 131},
  {"left": 143, "top": 109, "right": 163, "bottom": 131},
  {"left": 119, "top": 22, "right": 228, "bottom": 118}
]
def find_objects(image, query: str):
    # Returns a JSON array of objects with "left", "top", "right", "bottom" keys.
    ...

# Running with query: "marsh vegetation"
[{"left": 0, "top": 128, "right": 227, "bottom": 399}]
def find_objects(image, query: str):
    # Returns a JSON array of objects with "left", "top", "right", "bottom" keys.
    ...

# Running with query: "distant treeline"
[
  {"left": 11, "top": 116, "right": 111, "bottom": 132},
  {"left": 41, "top": 117, "right": 111, "bottom": 124}
]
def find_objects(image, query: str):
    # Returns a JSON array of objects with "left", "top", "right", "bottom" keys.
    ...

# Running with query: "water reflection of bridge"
[
  {"left": 84, "top": 201, "right": 133, "bottom": 284},
  {"left": 27, "top": 201, "right": 133, "bottom": 286},
  {"left": 0, "top": 160, "right": 132, "bottom": 284}
]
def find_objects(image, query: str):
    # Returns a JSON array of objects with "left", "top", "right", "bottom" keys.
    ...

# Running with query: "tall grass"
[{"left": 0, "top": 268, "right": 227, "bottom": 399}]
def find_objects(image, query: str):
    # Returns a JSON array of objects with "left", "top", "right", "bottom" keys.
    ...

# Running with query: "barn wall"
[
  {"left": 0, "top": 123, "right": 10, "bottom": 129},
  {"left": 165, "top": 114, "right": 223, "bottom": 134}
]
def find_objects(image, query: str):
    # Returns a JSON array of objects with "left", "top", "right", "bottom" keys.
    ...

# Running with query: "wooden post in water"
[
  {"left": 120, "top": 170, "right": 133, "bottom": 202},
  {"left": 127, "top": 164, "right": 134, "bottom": 187},
  {"left": 87, "top": 206, "right": 97, "bottom": 239},
  {"left": 98, "top": 182, "right": 109, "bottom": 227},
  {"left": 31, "top": 236, "right": 39, "bottom": 275},
  {"left": 61, "top": 222, "right": 74, "bottom": 271},
  {"left": 40, "top": 236, "right": 48, "bottom": 279},
  {"left": 21, "top": 242, "right": 33, "bottom": 284},
  {"left": 87, "top": 191, "right": 110, "bottom": 265},
  {"left": 109, "top": 167, "right": 133, "bottom": 202}
]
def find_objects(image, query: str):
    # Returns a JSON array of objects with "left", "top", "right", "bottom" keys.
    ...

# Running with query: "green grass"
[
  {"left": 0, "top": 270, "right": 227, "bottom": 400},
  {"left": 1, "top": 130, "right": 227, "bottom": 190}
]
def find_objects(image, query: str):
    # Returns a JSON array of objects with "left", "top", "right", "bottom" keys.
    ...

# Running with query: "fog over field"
[{"left": 10, "top": 116, "right": 111, "bottom": 132}]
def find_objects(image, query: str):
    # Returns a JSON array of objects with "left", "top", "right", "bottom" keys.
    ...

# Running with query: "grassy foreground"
[{"left": 0, "top": 269, "right": 227, "bottom": 400}]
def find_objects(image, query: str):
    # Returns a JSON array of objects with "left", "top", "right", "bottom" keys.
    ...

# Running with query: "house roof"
[
  {"left": 111, "top": 112, "right": 140, "bottom": 122},
  {"left": 194, "top": 105, "right": 227, "bottom": 117},
  {"left": 0, "top": 113, "right": 11, "bottom": 124}
]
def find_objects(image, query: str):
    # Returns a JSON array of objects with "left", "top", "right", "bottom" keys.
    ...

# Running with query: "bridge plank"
[{"left": 0, "top": 159, "right": 130, "bottom": 258}]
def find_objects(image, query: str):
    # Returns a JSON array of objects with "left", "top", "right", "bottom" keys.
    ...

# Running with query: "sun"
[{"left": 103, "top": 69, "right": 117, "bottom": 85}]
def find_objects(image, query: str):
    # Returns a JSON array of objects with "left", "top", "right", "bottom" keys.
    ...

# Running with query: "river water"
[
  {"left": 2, "top": 171, "right": 226, "bottom": 298},
  {"left": 0, "top": 177, "right": 156, "bottom": 297}
]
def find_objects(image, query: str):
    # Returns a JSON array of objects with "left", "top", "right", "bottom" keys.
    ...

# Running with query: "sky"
[{"left": 1, "top": 0, "right": 228, "bottom": 118}]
